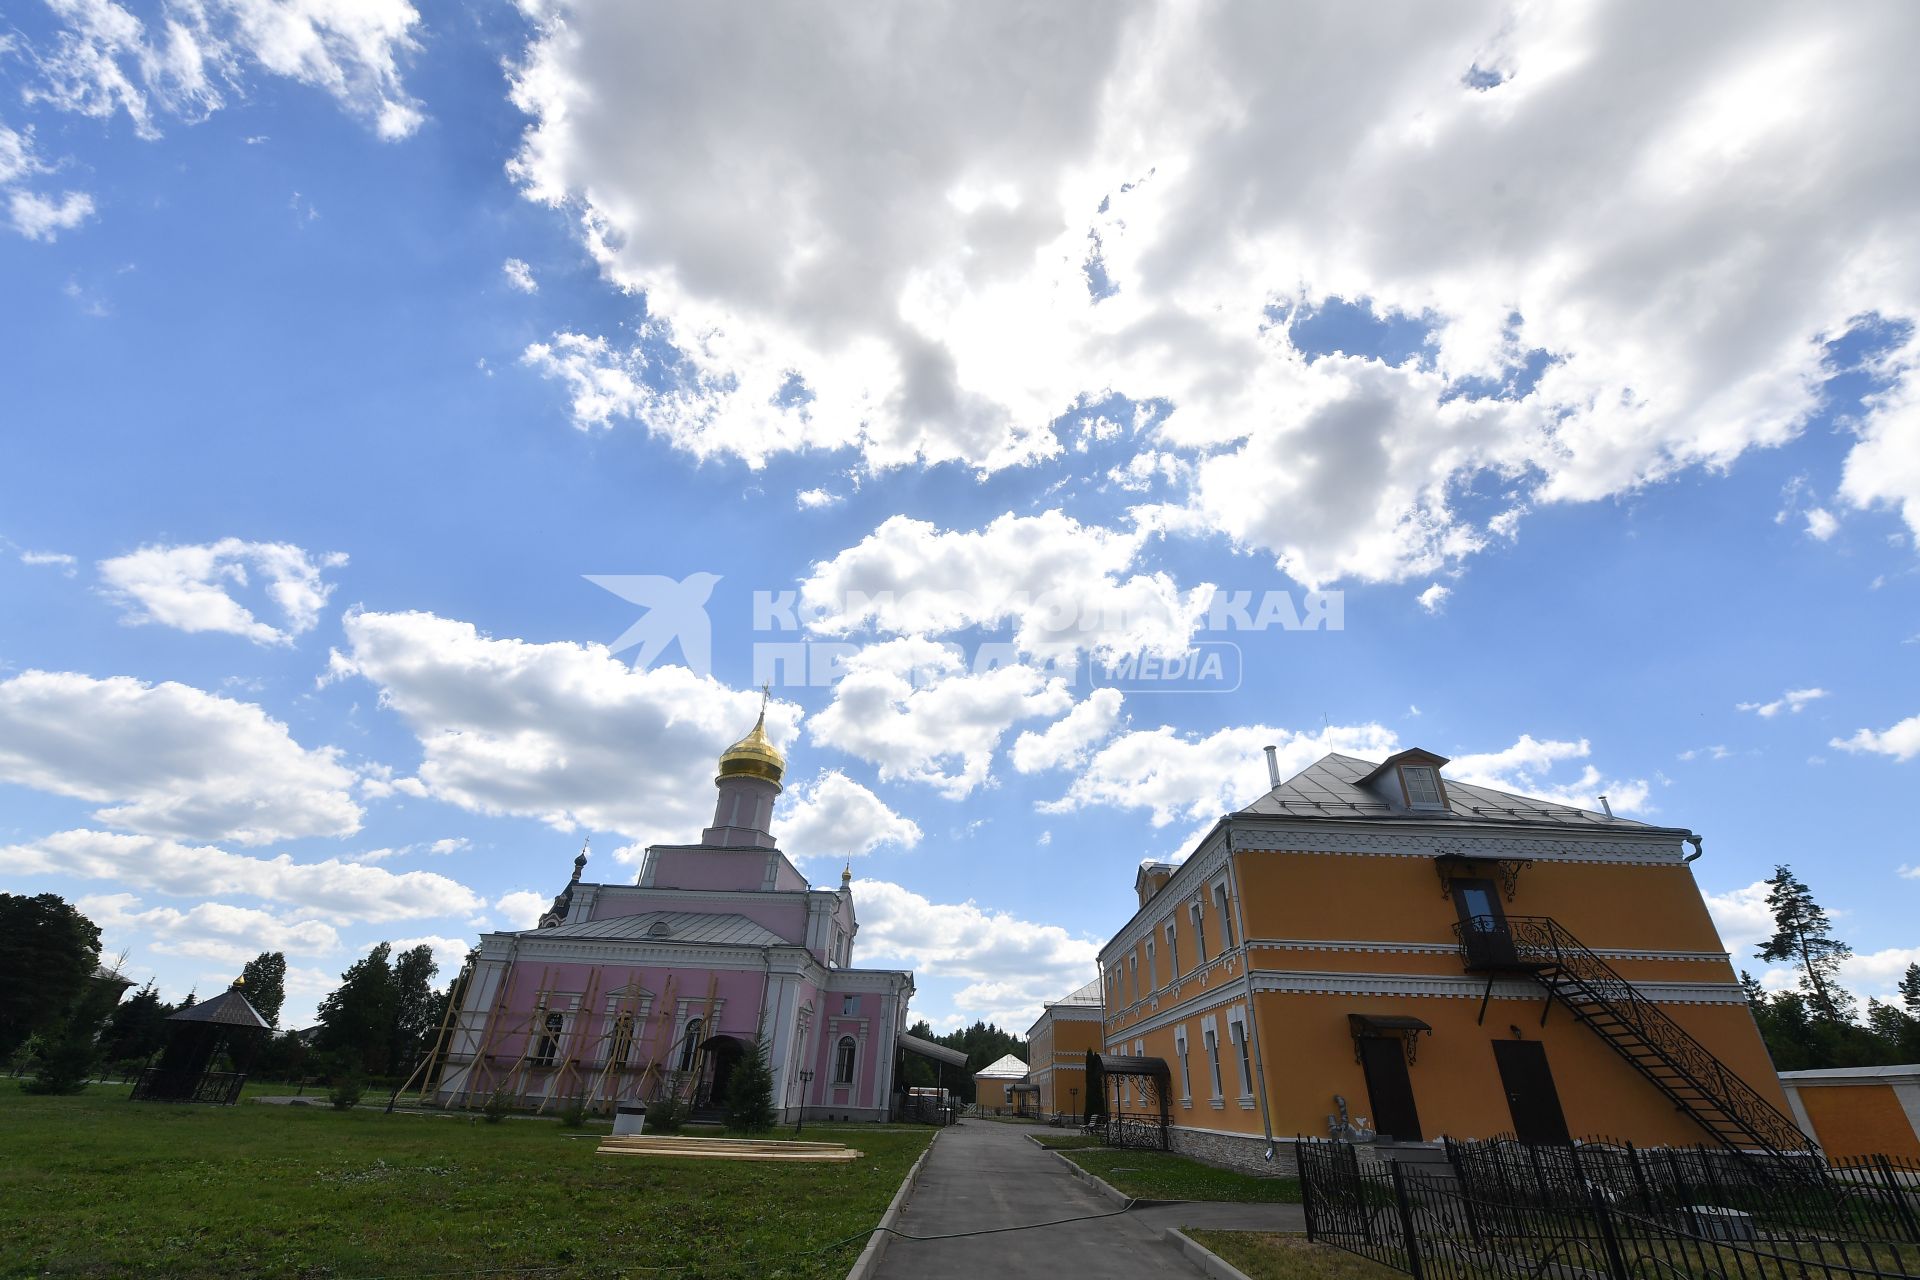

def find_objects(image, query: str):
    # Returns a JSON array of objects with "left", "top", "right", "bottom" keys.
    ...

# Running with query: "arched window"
[
  {"left": 609, "top": 1013, "right": 635, "bottom": 1067},
  {"left": 678, "top": 1018, "right": 703, "bottom": 1072},
  {"left": 833, "top": 1035, "right": 857, "bottom": 1085},
  {"left": 533, "top": 1012, "right": 564, "bottom": 1067}
]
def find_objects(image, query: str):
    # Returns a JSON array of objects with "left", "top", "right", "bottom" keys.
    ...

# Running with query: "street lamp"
[{"left": 794, "top": 1068, "right": 814, "bottom": 1134}]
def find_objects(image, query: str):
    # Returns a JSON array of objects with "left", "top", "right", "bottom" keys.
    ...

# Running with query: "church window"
[
  {"left": 533, "top": 1012, "right": 564, "bottom": 1067},
  {"left": 1214, "top": 881, "right": 1236, "bottom": 949},
  {"left": 834, "top": 1035, "right": 857, "bottom": 1085},
  {"left": 1166, "top": 921, "right": 1180, "bottom": 979},
  {"left": 1204, "top": 1025, "right": 1223, "bottom": 1099},
  {"left": 678, "top": 1018, "right": 703, "bottom": 1072},
  {"left": 610, "top": 1013, "right": 635, "bottom": 1067},
  {"left": 1145, "top": 938, "right": 1157, "bottom": 990},
  {"left": 1230, "top": 1014, "right": 1253, "bottom": 1096},
  {"left": 1191, "top": 901, "right": 1208, "bottom": 964},
  {"left": 1175, "top": 1027, "right": 1191, "bottom": 1099},
  {"left": 841, "top": 994, "right": 859, "bottom": 1016}
]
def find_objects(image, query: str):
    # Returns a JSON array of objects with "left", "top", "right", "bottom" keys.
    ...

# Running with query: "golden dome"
[{"left": 718, "top": 708, "right": 785, "bottom": 786}]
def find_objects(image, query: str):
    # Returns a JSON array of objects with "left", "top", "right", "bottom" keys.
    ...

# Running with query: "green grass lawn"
[
  {"left": 1062, "top": 1148, "right": 1302, "bottom": 1203},
  {"left": 0, "top": 1079, "right": 930, "bottom": 1279},
  {"left": 1185, "top": 1232, "right": 1401, "bottom": 1280}
]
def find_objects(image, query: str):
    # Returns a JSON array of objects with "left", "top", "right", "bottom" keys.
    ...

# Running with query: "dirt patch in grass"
[
  {"left": 0, "top": 1079, "right": 929, "bottom": 1278},
  {"left": 1185, "top": 1232, "right": 1402, "bottom": 1280}
]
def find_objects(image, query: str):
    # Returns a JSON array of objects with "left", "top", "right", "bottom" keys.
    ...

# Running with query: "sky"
[{"left": 2, "top": 1, "right": 1917, "bottom": 1033}]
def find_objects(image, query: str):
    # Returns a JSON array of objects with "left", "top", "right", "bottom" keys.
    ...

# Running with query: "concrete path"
[{"left": 872, "top": 1121, "right": 1227, "bottom": 1278}]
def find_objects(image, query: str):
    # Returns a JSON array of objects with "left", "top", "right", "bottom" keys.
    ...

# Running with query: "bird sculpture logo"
[{"left": 585, "top": 573, "right": 722, "bottom": 675}]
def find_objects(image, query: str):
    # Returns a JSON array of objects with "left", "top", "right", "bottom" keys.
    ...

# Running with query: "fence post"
[
  {"left": 1589, "top": 1182, "right": 1631, "bottom": 1280},
  {"left": 1390, "top": 1160, "right": 1427, "bottom": 1280},
  {"left": 1875, "top": 1153, "right": 1920, "bottom": 1244},
  {"left": 1300, "top": 1137, "right": 1318, "bottom": 1238}
]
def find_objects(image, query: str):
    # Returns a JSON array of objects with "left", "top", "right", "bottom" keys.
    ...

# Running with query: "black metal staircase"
[{"left": 1454, "top": 914, "right": 1814, "bottom": 1161}]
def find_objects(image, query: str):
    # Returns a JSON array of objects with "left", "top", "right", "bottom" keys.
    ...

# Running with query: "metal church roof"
[
  {"left": 974, "top": 1053, "right": 1030, "bottom": 1079},
  {"left": 1236, "top": 753, "right": 1681, "bottom": 832},
  {"left": 168, "top": 987, "right": 271, "bottom": 1029},
  {"left": 524, "top": 910, "right": 787, "bottom": 948}
]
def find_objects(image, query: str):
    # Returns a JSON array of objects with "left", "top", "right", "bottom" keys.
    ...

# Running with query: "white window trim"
[
  {"left": 1228, "top": 1006, "right": 1254, "bottom": 1098},
  {"left": 1201, "top": 1014, "right": 1223, "bottom": 1103},
  {"left": 1190, "top": 900, "right": 1208, "bottom": 964},
  {"left": 1213, "top": 878, "right": 1236, "bottom": 950},
  {"left": 1402, "top": 763, "right": 1446, "bottom": 810},
  {"left": 1174, "top": 1025, "right": 1192, "bottom": 1103},
  {"left": 833, "top": 1034, "right": 858, "bottom": 1086},
  {"left": 1145, "top": 938, "right": 1158, "bottom": 991},
  {"left": 1165, "top": 920, "right": 1181, "bottom": 979},
  {"left": 1127, "top": 953, "right": 1139, "bottom": 1005}
]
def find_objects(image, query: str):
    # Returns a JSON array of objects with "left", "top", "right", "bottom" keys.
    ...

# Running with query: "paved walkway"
[{"left": 873, "top": 1121, "right": 1304, "bottom": 1278}]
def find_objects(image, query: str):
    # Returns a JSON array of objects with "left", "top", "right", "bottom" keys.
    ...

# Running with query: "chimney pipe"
[
  {"left": 1597, "top": 794, "right": 1612, "bottom": 819},
  {"left": 1263, "top": 745, "right": 1280, "bottom": 788}
]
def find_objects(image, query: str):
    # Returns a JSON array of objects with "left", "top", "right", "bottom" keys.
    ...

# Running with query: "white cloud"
[
  {"left": 851, "top": 878, "right": 1101, "bottom": 1029},
  {"left": 0, "top": 829, "right": 481, "bottom": 923},
  {"left": 10, "top": 189, "right": 95, "bottom": 241},
  {"left": 493, "top": 890, "right": 550, "bottom": 930},
  {"left": 806, "top": 636, "right": 1072, "bottom": 798},
  {"left": 82, "top": 892, "right": 341, "bottom": 966},
  {"left": 98, "top": 538, "right": 349, "bottom": 646},
  {"left": 1842, "top": 946, "right": 1920, "bottom": 1000},
  {"left": 799, "top": 511, "right": 1212, "bottom": 660},
  {"left": 1447, "top": 734, "right": 1650, "bottom": 814},
  {"left": 502, "top": 258, "right": 537, "bottom": 293},
  {"left": 795, "top": 488, "right": 842, "bottom": 510},
  {"left": 1043, "top": 722, "right": 1401, "bottom": 828},
  {"left": 1703, "top": 880, "right": 1775, "bottom": 956},
  {"left": 1736, "top": 687, "right": 1828, "bottom": 718},
  {"left": 24, "top": 0, "right": 424, "bottom": 141},
  {"left": 0, "top": 670, "right": 362, "bottom": 844},
  {"left": 1011, "top": 688, "right": 1125, "bottom": 773},
  {"left": 328, "top": 609, "right": 795, "bottom": 846},
  {"left": 1416, "top": 583, "right": 1451, "bottom": 614},
  {"left": 776, "top": 770, "right": 921, "bottom": 863},
  {"left": 507, "top": 4, "right": 1920, "bottom": 581},
  {"left": 427, "top": 837, "right": 470, "bottom": 856},
  {"left": 1804, "top": 507, "right": 1839, "bottom": 541},
  {"left": 1831, "top": 714, "right": 1920, "bottom": 762},
  {"left": 389, "top": 934, "right": 472, "bottom": 982},
  {"left": 18, "top": 549, "right": 77, "bottom": 573}
]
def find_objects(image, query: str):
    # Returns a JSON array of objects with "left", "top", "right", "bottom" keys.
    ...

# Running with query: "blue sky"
[{"left": 2, "top": 1, "right": 1917, "bottom": 1030}]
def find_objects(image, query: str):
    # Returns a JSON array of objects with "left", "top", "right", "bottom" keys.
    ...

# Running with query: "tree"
[
  {"left": 1901, "top": 964, "right": 1920, "bottom": 1017},
  {"left": 0, "top": 894, "right": 102, "bottom": 1058},
  {"left": 1757, "top": 866, "right": 1855, "bottom": 1022},
  {"left": 315, "top": 943, "right": 398, "bottom": 1077},
  {"left": 240, "top": 952, "right": 288, "bottom": 1029},
  {"left": 390, "top": 944, "right": 441, "bottom": 1072},
  {"left": 722, "top": 1038, "right": 776, "bottom": 1133},
  {"left": 99, "top": 982, "right": 175, "bottom": 1066}
]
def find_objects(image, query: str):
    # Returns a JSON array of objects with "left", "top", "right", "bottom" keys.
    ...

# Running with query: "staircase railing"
[{"left": 1453, "top": 914, "right": 1814, "bottom": 1159}]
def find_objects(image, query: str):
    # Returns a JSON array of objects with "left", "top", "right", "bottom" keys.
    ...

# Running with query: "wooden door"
[
  {"left": 1492, "top": 1040, "right": 1571, "bottom": 1145},
  {"left": 1359, "top": 1037, "right": 1423, "bottom": 1141}
]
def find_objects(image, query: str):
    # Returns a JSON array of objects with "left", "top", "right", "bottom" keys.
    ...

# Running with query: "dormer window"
[{"left": 1401, "top": 765, "right": 1445, "bottom": 810}]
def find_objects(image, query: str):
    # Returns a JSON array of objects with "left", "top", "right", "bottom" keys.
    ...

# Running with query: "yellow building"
[
  {"left": 1025, "top": 979, "right": 1105, "bottom": 1117},
  {"left": 1098, "top": 748, "right": 1805, "bottom": 1173},
  {"left": 973, "top": 1052, "right": 1029, "bottom": 1114},
  {"left": 1778, "top": 1065, "right": 1920, "bottom": 1159}
]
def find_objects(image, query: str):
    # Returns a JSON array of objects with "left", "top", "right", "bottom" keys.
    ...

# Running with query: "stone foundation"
[{"left": 1168, "top": 1125, "right": 1300, "bottom": 1177}]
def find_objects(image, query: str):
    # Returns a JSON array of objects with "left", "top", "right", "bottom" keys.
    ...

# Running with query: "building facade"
[
  {"left": 973, "top": 1052, "right": 1030, "bottom": 1114},
  {"left": 1779, "top": 1065, "right": 1920, "bottom": 1159},
  {"left": 431, "top": 710, "right": 915, "bottom": 1122},
  {"left": 1025, "top": 978, "right": 1104, "bottom": 1117},
  {"left": 1098, "top": 748, "right": 1801, "bottom": 1172}
]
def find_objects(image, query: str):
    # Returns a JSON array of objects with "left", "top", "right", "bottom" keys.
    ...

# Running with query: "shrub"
[
  {"left": 481, "top": 1085, "right": 514, "bottom": 1124},
  {"left": 329, "top": 1077, "right": 366, "bottom": 1110},
  {"left": 23, "top": 1020, "right": 98, "bottom": 1095},
  {"left": 646, "top": 1096, "right": 687, "bottom": 1134},
  {"left": 722, "top": 1039, "right": 775, "bottom": 1134},
  {"left": 557, "top": 1101, "right": 588, "bottom": 1128}
]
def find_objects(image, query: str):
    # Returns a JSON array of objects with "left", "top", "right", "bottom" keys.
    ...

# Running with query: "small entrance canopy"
[
  {"left": 1348, "top": 1013, "right": 1432, "bottom": 1065},
  {"left": 1434, "top": 853, "right": 1532, "bottom": 902},
  {"left": 1095, "top": 1054, "right": 1171, "bottom": 1151},
  {"left": 895, "top": 1032, "right": 967, "bottom": 1068}
]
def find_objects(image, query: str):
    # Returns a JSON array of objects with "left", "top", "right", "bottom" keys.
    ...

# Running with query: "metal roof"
[
  {"left": 1236, "top": 753, "right": 1676, "bottom": 831},
  {"left": 974, "top": 1053, "right": 1030, "bottom": 1079},
  {"left": 168, "top": 988, "right": 270, "bottom": 1029},
  {"left": 525, "top": 910, "right": 787, "bottom": 948},
  {"left": 896, "top": 1032, "right": 969, "bottom": 1067},
  {"left": 1051, "top": 977, "right": 1104, "bottom": 1007}
]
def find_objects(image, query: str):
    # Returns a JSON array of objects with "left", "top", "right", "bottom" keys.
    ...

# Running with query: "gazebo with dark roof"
[{"left": 131, "top": 981, "right": 271, "bottom": 1105}]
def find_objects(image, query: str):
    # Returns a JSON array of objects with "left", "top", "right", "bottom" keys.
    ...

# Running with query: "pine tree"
[
  {"left": 722, "top": 1037, "right": 776, "bottom": 1133},
  {"left": 1757, "top": 865, "right": 1855, "bottom": 1022},
  {"left": 1901, "top": 964, "right": 1920, "bottom": 1017},
  {"left": 240, "top": 952, "right": 288, "bottom": 1029}
]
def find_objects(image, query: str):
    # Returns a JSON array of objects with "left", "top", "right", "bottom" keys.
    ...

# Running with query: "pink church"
[{"left": 432, "top": 709, "right": 918, "bottom": 1122}]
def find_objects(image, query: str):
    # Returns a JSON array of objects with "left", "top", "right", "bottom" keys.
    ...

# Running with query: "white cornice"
[{"left": 1244, "top": 938, "right": 1731, "bottom": 964}]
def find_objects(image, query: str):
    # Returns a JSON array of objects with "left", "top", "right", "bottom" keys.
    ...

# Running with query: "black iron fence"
[
  {"left": 129, "top": 1068, "right": 248, "bottom": 1104},
  {"left": 1300, "top": 1137, "right": 1920, "bottom": 1280}
]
